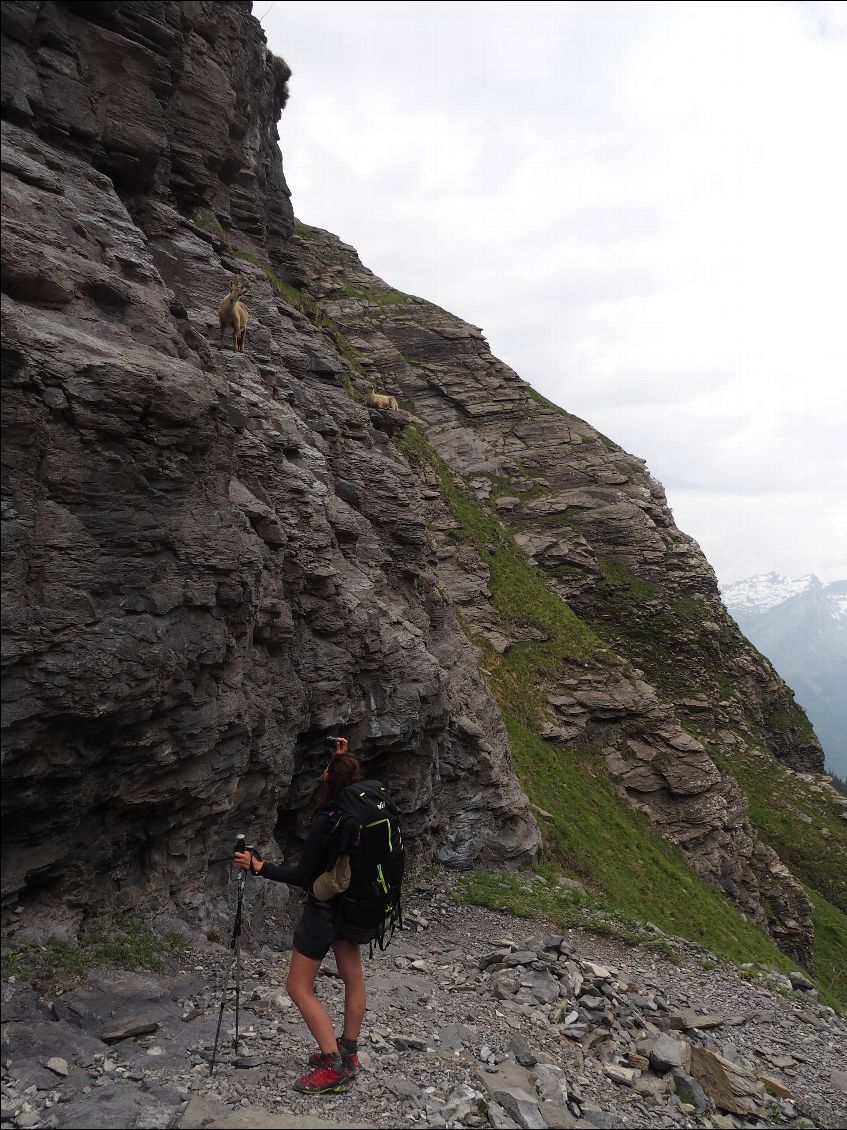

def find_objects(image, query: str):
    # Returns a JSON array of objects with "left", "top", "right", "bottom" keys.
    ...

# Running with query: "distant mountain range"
[{"left": 722, "top": 573, "right": 847, "bottom": 777}]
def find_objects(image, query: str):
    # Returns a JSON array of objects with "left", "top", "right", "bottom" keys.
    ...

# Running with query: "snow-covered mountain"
[
  {"left": 722, "top": 574, "right": 847, "bottom": 777},
  {"left": 722, "top": 572, "right": 820, "bottom": 618}
]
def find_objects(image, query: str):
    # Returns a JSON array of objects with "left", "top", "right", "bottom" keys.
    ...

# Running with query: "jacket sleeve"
[{"left": 260, "top": 813, "right": 332, "bottom": 889}]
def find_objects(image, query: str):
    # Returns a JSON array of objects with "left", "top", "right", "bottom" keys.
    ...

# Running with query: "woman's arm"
[{"left": 232, "top": 813, "right": 332, "bottom": 889}]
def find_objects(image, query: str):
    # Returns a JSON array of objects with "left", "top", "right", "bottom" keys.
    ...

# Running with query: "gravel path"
[{"left": 2, "top": 877, "right": 845, "bottom": 1129}]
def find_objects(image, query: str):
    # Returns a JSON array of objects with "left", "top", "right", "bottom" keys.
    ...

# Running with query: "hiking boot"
[
  {"left": 307, "top": 1048, "right": 360, "bottom": 1077},
  {"left": 294, "top": 1054, "right": 352, "bottom": 1094}
]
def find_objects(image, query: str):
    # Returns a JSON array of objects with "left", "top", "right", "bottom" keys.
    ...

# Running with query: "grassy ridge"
[
  {"left": 504, "top": 718, "right": 801, "bottom": 974},
  {"left": 806, "top": 889, "right": 847, "bottom": 1008},
  {"left": 695, "top": 728, "right": 847, "bottom": 1009},
  {"left": 398, "top": 427, "right": 603, "bottom": 711},
  {"left": 394, "top": 426, "right": 847, "bottom": 1005},
  {"left": 701, "top": 737, "right": 847, "bottom": 912}
]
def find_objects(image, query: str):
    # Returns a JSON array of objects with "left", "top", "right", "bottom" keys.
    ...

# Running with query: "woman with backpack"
[{"left": 233, "top": 737, "right": 390, "bottom": 1095}]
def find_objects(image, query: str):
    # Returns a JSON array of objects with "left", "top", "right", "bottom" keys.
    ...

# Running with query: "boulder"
[
  {"left": 689, "top": 1045, "right": 766, "bottom": 1117},
  {"left": 648, "top": 1034, "right": 690, "bottom": 1074}
]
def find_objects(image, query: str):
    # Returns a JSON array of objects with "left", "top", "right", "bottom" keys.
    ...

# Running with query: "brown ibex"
[
  {"left": 218, "top": 278, "right": 249, "bottom": 352},
  {"left": 364, "top": 383, "right": 399, "bottom": 411}
]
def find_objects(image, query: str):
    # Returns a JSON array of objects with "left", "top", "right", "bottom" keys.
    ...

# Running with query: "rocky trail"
[{"left": 2, "top": 877, "right": 845, "bottom": 1130}]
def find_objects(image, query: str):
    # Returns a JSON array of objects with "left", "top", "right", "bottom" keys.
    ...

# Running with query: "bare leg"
[
  {"left": 286, "top": 951, "right": 338, "bottom": 1054},
  {"left": 332, "top": 940, "right": 366, "bottom": 1042}
]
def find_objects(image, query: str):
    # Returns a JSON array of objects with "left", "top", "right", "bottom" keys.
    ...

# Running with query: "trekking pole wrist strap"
[{"left": 248, "top": 848, "right": 263, "bottom": 875}]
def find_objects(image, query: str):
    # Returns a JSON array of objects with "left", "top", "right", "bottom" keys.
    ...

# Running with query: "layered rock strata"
[{"left": 0, "top": 1, "right": 539, "bottom": 921}]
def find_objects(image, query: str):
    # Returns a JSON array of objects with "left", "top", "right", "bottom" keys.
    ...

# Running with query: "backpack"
[{"left": 322, "top": 779, "right": 404, "bottom": 952}]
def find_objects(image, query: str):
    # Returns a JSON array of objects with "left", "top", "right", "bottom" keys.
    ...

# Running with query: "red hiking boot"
[
  {"left": 294, "top": 1053, "right": 352, "bottom": 1094},
  {"left": 308, "top": 1048, "right": 360, "bottom": 1077}
]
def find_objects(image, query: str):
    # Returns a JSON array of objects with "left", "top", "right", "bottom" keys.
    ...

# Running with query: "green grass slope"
[{"left": 396, "top": 426, "right": 845, "bottom": 1010}]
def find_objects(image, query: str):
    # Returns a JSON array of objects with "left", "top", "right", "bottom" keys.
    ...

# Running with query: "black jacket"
[{"left": 260, "top": 810, "right": 334, "bottom": 890}]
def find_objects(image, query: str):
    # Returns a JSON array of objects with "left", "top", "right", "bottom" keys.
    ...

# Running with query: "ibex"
[
  {"left": 364, "top": 383, "right": 399, "bottom": 411},
  {"left": 218, "top": 278, "right": 249, "bottom": 352}
]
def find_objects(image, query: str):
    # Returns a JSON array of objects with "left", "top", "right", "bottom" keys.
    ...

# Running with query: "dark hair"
[{"left": 312, "top": 751, "right": 363, "bottom": 811}]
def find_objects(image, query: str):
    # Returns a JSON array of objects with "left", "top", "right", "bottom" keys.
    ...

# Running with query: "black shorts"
[{"left": 292, "top": 895, "right": 377, "bottom": 961}]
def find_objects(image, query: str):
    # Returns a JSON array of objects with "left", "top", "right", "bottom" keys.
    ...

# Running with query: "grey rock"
[
  {"left": 788, "top": 971, "right": 815, "bottom": 990},
  {"left": 501, "top": 950, "right": 541, "bottom": 968},
  {"left": 578, "top": 1112, "right": 620, "bottom": 1129},
  {"left": 0, "top": 1, "right": 542, "bottom": 924},
  {"left": 51, "top": 971, "right": 184, "bottom": 1043},
  {"left": 603, "top": 1064, "right": 638, "bottom": 1086},
  {"left": 180, "top": 1095, "right": 371, "bottom": 1128},
  {"left": 525, "top": 970, "right": 562, "bottom": 1005},
  {"left": 533, "top": 1062, "right": 569, "bottom": 1103},
  {"left": 384, "top": 1077, "right": 422, "bottom": 1099},
  {"left": 102, "top": 1018, "right": 160, "bottom": 1044},
  {"left": 1, "top": 1019, "right": 108, "bottom": 1070},
  {"left": 0, "top": 984, "right": 52, "bottom": 1024},
  {"left": 508, "top": 1033, "right": 538, "bottom": 1067},
  {"left": 50, "top": 1080, "right": 184, "bottom": 1129},
  {"left": 523, "top": 934, "right": 565, "bottom": 952},
  {"left": 670, "top": 1068, "right": 710, "bottom": 1111},
  {"left": 15, "top": 1114, "right": 41, "bottom": 1129},
  {"left": 490, "top": 1087, "right": 547, "bottom": 1130},
  {"left": 438, "top": 1022, "right": 474, "bottom": 1051},
  {"left": 538, "top": 1099, "right": 576, "bottom": 1129},
  {"left": 648, "top": 1034, "right": 690, "bottom": 1073},
  {"left": 486, "top": 1101, "right": 522, "bottom": 1130}
]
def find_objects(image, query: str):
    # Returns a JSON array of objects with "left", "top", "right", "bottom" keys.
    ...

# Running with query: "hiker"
[{"left": 233, "top": 737, "right": 403, "bottom": 1095}]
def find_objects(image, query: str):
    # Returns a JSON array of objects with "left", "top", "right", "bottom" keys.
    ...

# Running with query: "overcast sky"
[{"left": 261, "top": 1, "right": 847, "bottom": 586}]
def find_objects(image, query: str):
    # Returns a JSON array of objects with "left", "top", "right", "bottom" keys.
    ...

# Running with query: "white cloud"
[{"left": 263, "top": 0, "right": 847, "bottom": 584}]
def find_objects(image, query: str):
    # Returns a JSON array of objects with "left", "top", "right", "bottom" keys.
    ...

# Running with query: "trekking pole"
[{"left": 210, "top": 833, "right": 248, "bottom": 1075}]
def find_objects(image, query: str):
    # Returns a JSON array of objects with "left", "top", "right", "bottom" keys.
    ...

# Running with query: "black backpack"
[{"left": 325, "top": 780, "right": 404, "bottom": 952}]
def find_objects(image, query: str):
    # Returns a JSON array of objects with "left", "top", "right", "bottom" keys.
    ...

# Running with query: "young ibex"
[
  {"left": 364, "top": 383, "right": 399, "bottom": 411},
  {"left": 218, "top": 278, "right": 249, "bottom": 353}
]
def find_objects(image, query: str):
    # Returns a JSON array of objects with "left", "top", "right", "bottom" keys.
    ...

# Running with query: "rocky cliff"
[
  {"left": 1, "top": 1, "right": 837, "bottom": 967},
  {"left": 0, "top": 0, "right": 540, "bottom": 922}
]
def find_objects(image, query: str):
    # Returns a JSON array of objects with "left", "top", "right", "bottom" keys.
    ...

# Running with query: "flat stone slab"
[
  {"left": 1, "top": 1019, "right": 108, "bottom": 1069},
  {"left": 760, "top": 1073, "right": 793, "bottom": 1099},
  {"left": 53, "top": 1080, "right": 184, "bottom": 1129},
  {"left": 180, "top": 1096, "right": 372, "bottom": 1129},
  {"left": 489, "top": 1086, "right": 546, "bottom": 1130},
  {"left": 689, "top": 1045, "right": 766, "bottom": 1117},
  {"left": 102, "top": 1016, "right": 160, "bottom": 1043},
  {"left": 681, "top": 1011, "right": 726, "bottom": 1030}
]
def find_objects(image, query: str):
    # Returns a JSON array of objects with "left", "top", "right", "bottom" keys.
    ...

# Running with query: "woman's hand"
[{"left": 233, "top": 850, "right": 263, "bottom": 874}]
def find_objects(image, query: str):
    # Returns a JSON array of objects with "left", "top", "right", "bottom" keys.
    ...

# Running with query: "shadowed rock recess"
[{"left": 0, "top": 1, "right": 830, "bottom": 965}]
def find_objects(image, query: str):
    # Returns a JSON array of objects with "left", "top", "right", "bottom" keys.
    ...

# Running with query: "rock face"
[
  {"left": 0, "top": 0, "right": 540, "bottom": 918},
  {"left": 0, "top": 1, "right": 826, "bottom": 964}
]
